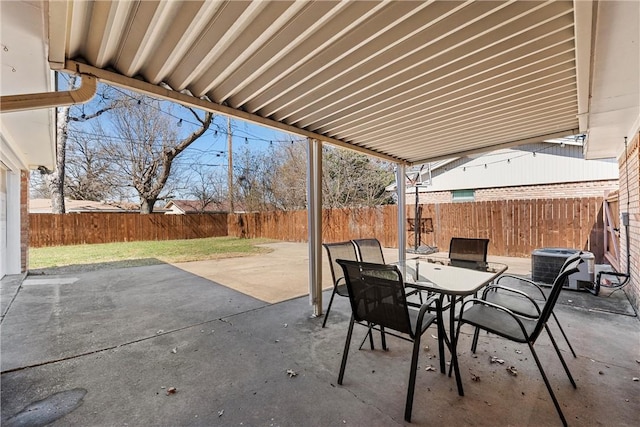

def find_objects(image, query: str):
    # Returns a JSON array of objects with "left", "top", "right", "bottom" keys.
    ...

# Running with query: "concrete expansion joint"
[{"left": 0, "top": 272, "right": 28, "bottom": 325}]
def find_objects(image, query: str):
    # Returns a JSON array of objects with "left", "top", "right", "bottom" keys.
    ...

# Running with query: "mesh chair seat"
[
  {"left": 457, "top": 303, "right": 537, "bottom": 343},
  {"left": 334, "top": 283, "right": 349, "bottom": 298},
  {"left": 408, "top": 308, "right": 438, "bottom": 336},
  {"left": 483, "top": 292, "right": 539, "bottom": 318}
]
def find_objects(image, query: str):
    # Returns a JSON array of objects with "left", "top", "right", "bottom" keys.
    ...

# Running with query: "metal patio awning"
[
  {"left": 2, "top": 1, "right": 638, "bottom": 167},
  {"left": 41, "top": 1, "right": 592, "bottom": 163}
]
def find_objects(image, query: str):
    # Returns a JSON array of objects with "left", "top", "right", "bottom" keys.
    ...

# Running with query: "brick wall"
[
  {"left": 620, "top": 133, "right": 640, "bottom": 314},
  {"left": 20, "top": 170, "right": 29, "bottom": 272},
  {"left": 414, "top": 180, "right": 619, "bottom": 204}
]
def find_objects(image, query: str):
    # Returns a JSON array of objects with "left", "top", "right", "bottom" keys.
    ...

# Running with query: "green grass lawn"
[{"left": 29, "top": 237, "right": 277, "bottom": 270}]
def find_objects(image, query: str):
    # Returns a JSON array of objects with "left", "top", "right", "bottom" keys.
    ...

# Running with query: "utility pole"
[{"left": 227, "top": 116, "right": 234, "bottom": 212}]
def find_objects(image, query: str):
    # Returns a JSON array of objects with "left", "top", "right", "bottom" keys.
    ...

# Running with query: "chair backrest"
[
  {"left": 323, "top": 241, "right": 359, "bottom": 287},
  {"left": 449, "top": 237, "right": 489, "bottom": 270},
  {"left": 337, "top": 259, "right": 413, "bottom": 337},
  {"left": 531, "top": 257, "right": 583, "bottom": 340},
  {"left": 352, "top": 238, "right": 385, "bottom": 264}
]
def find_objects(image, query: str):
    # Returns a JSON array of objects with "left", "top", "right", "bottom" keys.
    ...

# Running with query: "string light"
[{"left": 177, "top": 119, "right": 183, "bottom": 127}]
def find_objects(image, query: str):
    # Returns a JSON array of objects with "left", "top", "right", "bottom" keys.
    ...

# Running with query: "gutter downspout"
[{"left": 0, "top": 74, "right": 97, "bottom": 113}]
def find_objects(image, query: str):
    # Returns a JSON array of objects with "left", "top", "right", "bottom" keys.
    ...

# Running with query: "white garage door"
[{"left": 0, "top": 167, "right": 7, "bottom": 278}]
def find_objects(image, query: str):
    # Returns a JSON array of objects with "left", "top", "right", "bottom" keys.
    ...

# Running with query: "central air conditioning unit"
[{"left": 531, "top": 248, "right": 595, "bottom": 290}]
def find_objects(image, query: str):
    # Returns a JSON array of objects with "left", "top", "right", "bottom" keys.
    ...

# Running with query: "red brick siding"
[
  {"left": 620, "top": 133, "right": 640, "bottom": 314},
  {"left": 414, "top": 180, "right": 619, "bottom": 204}
]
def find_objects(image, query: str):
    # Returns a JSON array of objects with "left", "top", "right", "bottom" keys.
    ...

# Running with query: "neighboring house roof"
[
  {"left": 388, "top": 142, "right": 619, "bottom": 193},
  {"left": 164, "top": 200, "right": 231, "bottom": 214},
  {"left": 29, "top": 199, "right": 140, "bottom": 213}
]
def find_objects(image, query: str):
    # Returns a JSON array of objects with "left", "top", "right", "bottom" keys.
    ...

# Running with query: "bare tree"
[
  {"left": 234, "top": 146, "right": 280, "bottom": 212},
  {"left": 231, "top": 140, "right": 394, "bottom": 211},
  {"left": 99, "top": 94, "right": 215, "bottom": 213},
  {"left": 184, "top": 163, "right": 227, "bottom": 212},
  {"left": 39, "top": 75, "right": 125, "bottom": 212},
  {"left": 271, "top": 141, "right": 307, "bottom": 210},
  {"left": 65, "top": 131, "right": 123, "bottom": 201},
  {"left": 29, "top": 169, "right": 51, "bottom": 199}
]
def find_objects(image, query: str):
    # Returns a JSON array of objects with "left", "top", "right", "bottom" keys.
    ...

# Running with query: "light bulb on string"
[{"left": 177, "top": 119, "right": 183, "bottom": 127}]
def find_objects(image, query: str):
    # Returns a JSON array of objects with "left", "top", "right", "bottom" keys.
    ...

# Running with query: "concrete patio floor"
[{"left": 1, "top": 242, "right": 638, "bottom": 426}]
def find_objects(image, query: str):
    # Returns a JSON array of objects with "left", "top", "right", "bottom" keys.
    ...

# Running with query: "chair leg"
[
  {"left": 552, "top": 311, "right": 577, "bottom": 358},
  {"left": 404, "top": 333, "right": 422, "bottom": 422},
  {"left": 471, "top": 326, "right": 480, "bottom": 353},
  {"left": 380, "top": 326, "right": 388, "bottom": 351},
  {"left": 528, "top": 342, "right": 568, "bottom": 427},
  {"left": 438, "top": 317, "right": 446, "bottom": 374},
  {"left": 545, "top": 324, "right": 576, "bottom": 388},
  {"left": 452, "top": 316, "right": 464, "bottom": 396},
  {"left": 322, "top": 287, "right": 339, "bottom": 328},
  {"left": 357, "top": 323, "right": 375, "bottom": 350},
  {"left": 338, "top": 315, "right": 355, "bottom": 385}
]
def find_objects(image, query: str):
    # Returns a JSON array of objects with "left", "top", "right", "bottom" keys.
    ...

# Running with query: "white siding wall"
[
  {"left": 0, "top": 135, "right": 27, "bottom": 277},
  {"left": 424, "top": 144, "right": 618, "bottom": 192}
]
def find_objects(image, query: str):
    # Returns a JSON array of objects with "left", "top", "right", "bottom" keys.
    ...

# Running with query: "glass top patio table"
[
  {"left": 393, "top": 257, "right": 508, "bottom": 397},
  {"left": 395, "top": 258, "right": 508, "bottom": 295}
]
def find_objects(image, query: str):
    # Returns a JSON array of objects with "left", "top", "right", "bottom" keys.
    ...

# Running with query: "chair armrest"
[
  {"left": 405, "top": 284, "right": 439, "bottom": 307},
  {"left": 495, "top": 274, "right": 547, "bottom": 300},
  {"left": 417, "top": 295, "right": 441, "bottom": 325},
  {"left": 481, "top": 285, "right": 542, "bottom": 316}
]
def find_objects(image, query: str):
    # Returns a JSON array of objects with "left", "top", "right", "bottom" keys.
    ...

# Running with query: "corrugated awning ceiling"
[{"left": 50, "top": 0, "right": 581, "bottom": 164}]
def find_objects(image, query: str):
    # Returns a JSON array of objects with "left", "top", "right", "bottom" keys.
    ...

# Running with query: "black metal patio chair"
[
  {"left": 352, "top": 238, "right": 385, "bottom": 264},
  {"left": 448, "top": 237, "right": 489, "bottom": 270},
  {"left": 322, "top": 241, "right": 359, "bottom": 328},
  {"left": 472, "top": 251, "right": 582, "bottom": 357},
  {"left": 454, "top": 256, "right": 583, "bottom": 427},
  {"left": 336, "top": 259, "right": 444, "bottom": 422}
]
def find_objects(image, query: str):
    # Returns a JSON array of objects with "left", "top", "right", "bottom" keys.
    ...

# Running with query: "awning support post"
[
  {"left": 397, "top": 163, "right": 407, "bottom": 264},
  {"left": 307, "top": 138, "right": 323, "bottom": 316}
]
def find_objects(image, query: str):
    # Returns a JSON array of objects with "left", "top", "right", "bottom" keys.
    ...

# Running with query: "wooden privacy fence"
[
  {"left": 415, "top": 198, "right": 604, "bottom": 259},
  {"left": 30, "top": 197, "right": 605, "bottom": 260},
  {"left": 29, "top": 213, "right": 227, "bottom": 247},
  {"left": 228, "top": 198, "right": 604, "bottom": 260},
  {"left": 227, "top": 205, "right": 399, "bottom": 246}
]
